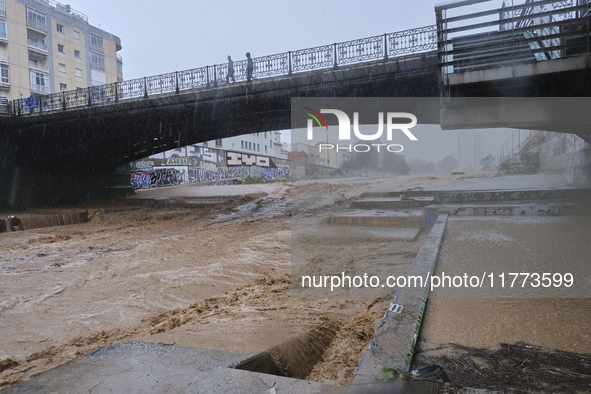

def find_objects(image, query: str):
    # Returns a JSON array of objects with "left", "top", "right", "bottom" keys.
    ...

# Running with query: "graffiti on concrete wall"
[
  {"left": 134, "top": 146, "right": 291, "bottom": 189},
  {"left": 131, "top": 172, "right": 151, "bottom": 190},
  {"left": 134, "top": 161, "right": 154, "bottom": 171},
  {"left": 227, "top": 152, "right": 271, "bottom": 167},
  {"left": 166, "top": 157, "right": 193, "bottom": 166},
  {"left": 189, "top": 168, "right": 234, "bottom": 184},
  {"left": 150, "top": 166, "right": 188, "bottom": 188}
]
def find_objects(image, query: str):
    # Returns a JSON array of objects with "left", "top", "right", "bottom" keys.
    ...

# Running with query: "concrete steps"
[
  {"left": 432, "top": 189, "right": 590, "bottom": 203},
  {"left": 425, "top": 200, "right": 591, "bottom": 217},
  {"left": 299, "top": 224, "right": 422, "bottom": 242},
  {"left": 329, "top": 210, "right": 424, "bottom": 228},
  {"left": 351, "top": 197, "right": 434, "bottom": 210},
  {"left": 360, "top": 188, "right": 589, "bottom": 202},
  {"left": 331, "top": 187, "right": 591, "bottom": 232}
]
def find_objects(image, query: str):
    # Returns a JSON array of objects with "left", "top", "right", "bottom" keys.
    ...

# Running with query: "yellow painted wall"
[{"left": 1, "top": 0, "right": 121, "bottom": 102}]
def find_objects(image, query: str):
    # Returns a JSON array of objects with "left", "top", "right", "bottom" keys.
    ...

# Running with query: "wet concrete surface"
[{"left": 2, "top": 341, "right": 344, "bottom": 394}]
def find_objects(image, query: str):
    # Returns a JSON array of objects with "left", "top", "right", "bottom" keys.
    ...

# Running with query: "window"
[
  {"left": 91, "top": 52, "right": 105, "bottom": 66},
  {"left": 57, "top": 44, "right": 65, "bottom": 53},
  {"left": 0, "top": 0, "right": 5, "bottom": 14},
  {"left": 75, "top": 68, "right": 82, "bottom": 77},
  {"left": 241, "top": 141, "right": 244, "bottom": 148},
  {"left": 59, "top": 63, "right": 66, "bottom": 73},
  {"left": 56, "top": 24, "right": 64, "bottom": 33},
  {"left": 265, "top": 146, "right": 268, "bottom": 153},
  {"left": 90, "top": 33, "right": 103, "bottom": 49},
  {"left": 116, "top": 61, "right": 123, "bottom": 74},
  {"left": 27, "top": 8, "right": 46, "bottom": 26},
  {"left": 74, "top": 50, "right": 81, "bottom": 59},
  {"left": 257, "top": 144, "right": 260, "bottom": 151},
  {"left": 73, "top": 30, "right": 80, "bottom": 40},
  {"left": 0, "top": 20, "right": 5, "bottom": 40},
  {"left": 30, "top": 71, "right": 49, "bottom": 92},
  {"left": 0, "top": 64, "right": 9, "bottom": 84},
  {"left": 60, "top": 83, "right": 67, "bottom": 91},
  {"left": 215, "top": 139, "right": 222, "bottom": 147},
  {"left": 91, "top": 69, "right": 105, "bottom": 86},
  {"left": 249, "top": 142, "right": 252, "bottom": 150}
]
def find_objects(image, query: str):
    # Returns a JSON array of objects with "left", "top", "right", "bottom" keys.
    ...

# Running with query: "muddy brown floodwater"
[
  {"left": 0, "top": 179, "right": 419, "bottom": 390},
  {"left": 1, "top": 173, "right": 589, "bottom": 392},
  {"left": 415, "top": 215, "right": 591, "bottom": 393}
]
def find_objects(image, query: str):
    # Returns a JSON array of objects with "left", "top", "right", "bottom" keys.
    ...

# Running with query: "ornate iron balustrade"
[
  {"left": 292, "top": 44, "right": 334, "bottom": 72},
  {"left": 388, "top": 25, "right": 437, "bottom": 56},
  {"left": 177, "top": 67, "right": 208, "bottom": 90},
  {"left": 11, "top": 25, "right": 436, "bottom": 116},
  {"left": 338, "top": 35, "right": 385, "bottom": 65}
]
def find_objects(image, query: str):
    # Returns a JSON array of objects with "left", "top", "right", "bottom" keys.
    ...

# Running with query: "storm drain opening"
[{"left": 232, "top": 320, "right": 340, "bottom": 379}]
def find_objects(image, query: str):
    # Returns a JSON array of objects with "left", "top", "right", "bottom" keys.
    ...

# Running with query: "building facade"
[
  {"left": 199, "top": 131, "right": 288, "bottom": 160},
  {"left": 0, "top": 0, "right": 122, "bottom": 102}
]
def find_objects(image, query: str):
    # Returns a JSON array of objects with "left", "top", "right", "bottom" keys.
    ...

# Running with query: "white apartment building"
[{"left": 200, "top": 131, "right": 288, "bottom": 160}]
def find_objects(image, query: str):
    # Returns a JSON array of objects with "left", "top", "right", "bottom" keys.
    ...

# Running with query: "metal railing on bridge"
[
  {"left": 12, "top": 25, "right": 437, "bottom": 116},
  {"left": 437, "top": 0, "right": 591, "bottom": 76}
]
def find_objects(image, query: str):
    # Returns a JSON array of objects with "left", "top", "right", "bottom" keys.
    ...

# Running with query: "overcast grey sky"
[{"left": 71, "top": 0, "right": 451, "bottom": 80}]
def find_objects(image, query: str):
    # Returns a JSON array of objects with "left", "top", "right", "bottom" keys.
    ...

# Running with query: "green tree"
[
  {"left": 342, "top": 159, "right": 360, "bottom": 170},
  {"left": 383, "top": 153, "right": 410, "bottom": 175},
  {"left": 354, "top": 139, "right": 380, "bottom": 170},
  {"left": 480, "top": 154, "right": 495, "bottom": 171},
  {"left": 437, "top": 155, "right": 458, "bottom": 173}
]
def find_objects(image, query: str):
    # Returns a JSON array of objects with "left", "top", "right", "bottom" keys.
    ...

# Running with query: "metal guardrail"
[
  {"left": 0, "top": 97, "right": 8, "bottom": 114},
  {"left": 27, "top": 39, "right": 48, "bottom": 52},
  {"left": 29, "top": 60, "right": 49, "bottom": 73},
  {"left": 12, "top": 25, "right": 437, "bottom": 116},
  {"left": 436, "top": 0, "right": 591, "bottom": 75},
  {"left": 26, "top": 19, "right": 47, "bottom": 33},
  {"left": 33, "top": 0, "right": 88, "bottom": 23}
]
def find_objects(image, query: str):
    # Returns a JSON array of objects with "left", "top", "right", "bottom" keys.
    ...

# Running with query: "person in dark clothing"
[
  {"left": 246, "top": 52, "right": 254, "bottom": 82},
  {"left": 226, "top": 55, "right": 235, "bottom": 83}
]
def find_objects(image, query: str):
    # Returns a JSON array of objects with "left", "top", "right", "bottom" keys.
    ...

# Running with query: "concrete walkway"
[{"left": 3, "top": 341, "right": 344, "bottom": 394}]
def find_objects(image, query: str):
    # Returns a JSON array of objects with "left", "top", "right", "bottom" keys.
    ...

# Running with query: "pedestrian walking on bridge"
[{"left": 226, "top": 55, "right": 235, "bottom": 83}]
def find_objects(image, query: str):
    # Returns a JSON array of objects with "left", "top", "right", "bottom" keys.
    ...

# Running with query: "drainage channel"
[{"left": 233, "top": 320, "right": 340, "bottom": 380}]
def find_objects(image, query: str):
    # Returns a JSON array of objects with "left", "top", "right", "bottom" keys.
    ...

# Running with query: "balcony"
[
  {"left": 0, "top": 9, "right": 6, "bottom": 18},
  {"left": 31, "top": 83, "right": 50, "bottom": 94},
  {"left": 117, "top": 55, "right": 123, "bottom": 79},
  {"left": 27, "top": 19, "right": 47, "bottom": 33},
  {"left": 90, "top": 43, "right": 104, "bottom": 54},
  {"left": 91, "top": 61, "right": 105, "bottom": 71},
  {"left": 29, "top": 60, "right": 49, "bottom": 73},
  {"left": 33, "top": 0, "right": 88, "bottom": 23},
  {"left": 27, "top": 39, "right": 48, "bottom": 54},
  {"left": 0, "top": 78, "right": 9, "bottom": 90}
]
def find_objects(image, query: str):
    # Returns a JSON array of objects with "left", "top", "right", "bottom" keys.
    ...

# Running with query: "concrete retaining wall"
[{"left": 526, "top": 132, "right": 591, "bottom": 188}]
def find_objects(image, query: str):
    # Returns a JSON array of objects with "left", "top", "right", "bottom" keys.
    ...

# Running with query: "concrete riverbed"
[{"left": 1, "top": 172, "right": 590, "bottom": 393}]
